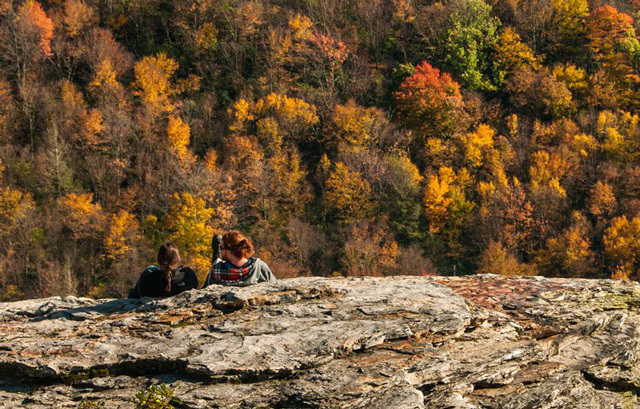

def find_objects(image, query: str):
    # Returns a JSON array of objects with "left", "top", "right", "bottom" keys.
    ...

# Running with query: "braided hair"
[{"left": 158, "top": 242, "right": 181, "bottom": 292}]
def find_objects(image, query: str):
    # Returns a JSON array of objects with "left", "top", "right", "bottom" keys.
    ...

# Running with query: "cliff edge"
[{"left": 1, "top": 275, "right": 640, "bottom": 408}]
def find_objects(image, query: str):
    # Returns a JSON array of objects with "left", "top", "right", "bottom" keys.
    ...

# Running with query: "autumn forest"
[{"left": 0, "top": 0, "right": 639, "bottom": 300}]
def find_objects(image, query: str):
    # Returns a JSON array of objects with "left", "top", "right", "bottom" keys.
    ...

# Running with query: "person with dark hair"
[
  {"left": 203, "top": 231, "right": 276, "bottom": 287},
  {"left": 128, "top": 243, "right": 198, "bottom": 298}
]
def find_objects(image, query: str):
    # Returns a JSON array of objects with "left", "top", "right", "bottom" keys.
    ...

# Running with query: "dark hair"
[
  {"left": 211, "top": 234, "right": 223, "bottom": 262},
  {"left": 222, "top": 231, "right": 254, "bottom": 259},
  {"left": 158, "top": 242, "right": 181, "bottom": 292}
]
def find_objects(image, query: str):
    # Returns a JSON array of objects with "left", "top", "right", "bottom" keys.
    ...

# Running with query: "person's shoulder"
[
  {"left": 251, "top": 257, "right": 276, "bottom": 282},
  {"left": 252, "top": 258, "right": 271, "bottom": 270},
  {"left": 142, "top": 264, "right": 161, "bottom": 275},
  {"left": 140, "top": 265, "right": 159, "bottom": 278},
  {"left": 251, "top": 257, "right": 265, "bottom": 266},
  {"left": 179, "top": 266, "right": 196, "bottom": 274}
]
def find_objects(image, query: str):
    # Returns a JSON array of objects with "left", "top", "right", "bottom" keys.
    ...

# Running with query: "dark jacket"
[
  {"left": 128, "top": 265, "right": 198, "bottom": 298},
  {"left": 202, "top": 257, "right": 276, "bottom": 287}
]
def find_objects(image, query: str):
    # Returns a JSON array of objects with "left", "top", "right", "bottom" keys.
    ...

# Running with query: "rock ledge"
[{"left": 2, "top": 275, "right": 640, "bottom": 408}]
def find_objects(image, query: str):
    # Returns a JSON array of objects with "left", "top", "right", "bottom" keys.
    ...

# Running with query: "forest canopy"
[{"left": 1, "top": 0, "right": 640, "bottom": 300}]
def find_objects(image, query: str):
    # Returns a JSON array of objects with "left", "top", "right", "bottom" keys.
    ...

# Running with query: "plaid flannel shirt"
[{"left": 209, "top": 258, "right": 255, "bottom": 283}]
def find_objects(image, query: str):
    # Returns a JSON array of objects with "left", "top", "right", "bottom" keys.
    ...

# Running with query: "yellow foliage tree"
[
  {"left": 58, "top": 193, "right": 106, "bottom": 240},
  {"left": 423, "top": 171, "right": 453, "bottom": 234},
  {"left": 343, "top": 220, "right": 399, "bottom": 276},
  {"left": 228, "top": 98, "right": 255, "bottom": 134},
  {"left": 596, "top": 110, "right": 638, "bottom": 147},
  {"left": 89, "top": 59, "right": 125, "bottom": 104},
  {"left": 603, "top": 216, "right": 640, "bottom": 279},
  {"left": 103, "top": 210, "right": 141, "bottom": 262},
  {"left": 0, "top": 186, "right": 35, "bottom": 237},
  {"left": 536, "top": 212, "right": 595, "bottom": 277},
  {"left": 59, "top": 80, "right": 106, "bottom": 149},
  {"left": 262, "top": 148, "right": 311, "bottom": 226},
  {"left": 163, "top": 192, "right": 214, "bottom": 277},
  {"left": 424, "top": 137, "right": 456, "bottom": 170},
  {"left": 194, "top": 22, "right": 218, "bottom": 53},
  {"left": 222, "top": 135, "right": 263, "bottom": 224},
  {"left": 477, "top": 177, "right": 537, "bottom": 259},
  {"left": 203, "top": 150, "right": 218, "bottom": 172},
  {"left": 256, "top": 117, "right": 282, "bottom": 154},
  {"left": 553, "top": 64, "right": 588, "bottom": 98},
  {"left": 462, "top": 124, "right": 496, "bottom": 169},
  {"left": 61, "top": 79, "right": 85, "bottom": 112},
  {"left": 254, "top": 93, "right": 319, "bottom": 136},
  {"left": 551, "top": 0, "right": 589, "bottom": 41},
  {"left": 588, "top": 181, "right": 617, "bottom": 219},
  {"left": 167, "top": 116, "right": 195, "bottom": 167},
  {"left": 331, "top": 100, "right": 386, "bottom": 147},
  {"left": 477, "top": 240, "right": 527, "bottom": 276},
  {"left": 82, "top": 108, "right": 104, "bottom": 148},
  {"left": 423, "top": 167, "right": 474, "bottom": 238},
  {"left": 599, "top": 112, "right": 637, "bottom": 162},
  {"left": 131, "top": 53, "right": 179, "bottom": 114},
  {"left": 228, "top": 93, "right": 318, "bottom": 142},
  {"left": 63, "top": 0, "right": 95, "bottom": 37},
  {"left": 529, "top": 150, "right": 571, "bottom": 190},
  {"left": 289, "top": 14, "right": 313, "bottom": 41},
  {"left": 570, "top": 133, "right": 598, "bottom": 157},
  {"left": 325, "top": 162, "right": 374, "bottom": 224},
  {"left": 493, "top": 27, "right": 542, "bottom": 85}
]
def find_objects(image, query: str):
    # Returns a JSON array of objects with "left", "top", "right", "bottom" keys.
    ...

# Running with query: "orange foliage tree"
[
  {"left": 394, "top": 61, "right": 464, "bottom": 142},
  {"left": 586, "top": 5, "right": 640, "bottom": 103},
  {"left": 16, "top": 0, "right": 54, "bottom": 58}
]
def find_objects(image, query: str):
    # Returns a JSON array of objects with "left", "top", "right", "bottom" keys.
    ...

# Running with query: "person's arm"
[
  {"left": 202, "top": 265, "right": 214, "bottom": 288},
  {"left": 258, "top": 260, "right": 276, "bottom": 283},
  {"left": 128, "top": 269, "right": 150, "bottom": 299},
  {"left": 128, "top": 280, "right": 141, "bottom": 299}
]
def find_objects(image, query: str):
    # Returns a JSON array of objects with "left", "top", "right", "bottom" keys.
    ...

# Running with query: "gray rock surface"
[{"left": 1, "top": 275, "right": 640, "bottom": 408}]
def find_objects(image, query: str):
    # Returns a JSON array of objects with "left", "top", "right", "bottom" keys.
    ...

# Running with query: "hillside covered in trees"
[{"left": 1, "top": 0, "right": 640, "bottom": 300}]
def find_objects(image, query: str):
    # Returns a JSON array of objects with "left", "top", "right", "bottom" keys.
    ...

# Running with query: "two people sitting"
[{"left": 129, "top": 231, "right": 275, "bottom": 299}]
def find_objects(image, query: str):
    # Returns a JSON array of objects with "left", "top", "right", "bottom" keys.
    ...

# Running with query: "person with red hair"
[{"left": 203, "top": 231, "right": 276, "bottom": 286}]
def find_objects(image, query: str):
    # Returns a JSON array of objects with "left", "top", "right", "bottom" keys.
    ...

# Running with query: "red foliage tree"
[{"left": 394, "top": 61, "right": 464, "bottom": 140}]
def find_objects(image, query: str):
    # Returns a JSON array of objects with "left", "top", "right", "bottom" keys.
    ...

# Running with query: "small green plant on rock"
[
  {"left": 134, "top": 383, "right": 181, "bottom": 409},
  {"left": 77, "top": 399, "right": 105, "bottom": 409}
]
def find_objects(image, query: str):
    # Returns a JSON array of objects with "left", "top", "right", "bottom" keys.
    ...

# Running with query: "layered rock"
[{"left": 1, "top": 275, "right": 640, "bottom": 408}]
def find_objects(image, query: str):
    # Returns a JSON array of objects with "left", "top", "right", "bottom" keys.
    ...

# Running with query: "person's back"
[
  {"left": 203, "top": 231, "right": 276, "bottom": 287},
  {"left": 128, "top": 243, "right": 198, "bottom": 298},
  {"left": 204, "top": 257, "right": 275, "bottom": 287},
  {"left": 128, "top": 265, "right": 198, "bottom": 298}
]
